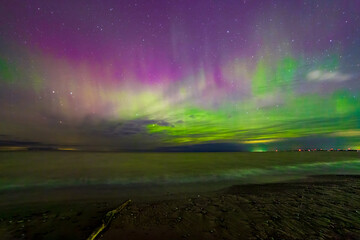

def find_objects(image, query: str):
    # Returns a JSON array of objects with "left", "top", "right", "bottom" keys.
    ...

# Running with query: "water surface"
[{"left": 0, "top": 151, "right": 358, "bottom": 191}]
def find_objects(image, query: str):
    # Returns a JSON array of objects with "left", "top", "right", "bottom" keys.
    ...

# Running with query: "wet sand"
[{"left": 1, "top": 175, "right": 360, "bottom": 240}]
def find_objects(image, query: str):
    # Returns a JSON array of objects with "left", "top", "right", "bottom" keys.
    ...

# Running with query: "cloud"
[
  {"left": 241, "top": 138, "right": 284, "bottom": 144},
  {"left": 307, "top": 70, "right": 352, "bottom": 82},
  {"left": 156, "top": 143, "right": 247, "bottom": 152},
  {"left": 330, "top": 130, "right": 360, "bottom": 137},
  {"left": 92, "top": 119, "right": 173, "bottom": 136}
]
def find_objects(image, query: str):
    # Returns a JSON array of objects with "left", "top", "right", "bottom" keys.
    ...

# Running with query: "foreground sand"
[{"left": 1, "top": 175, "right": 360, "bottom": 240}]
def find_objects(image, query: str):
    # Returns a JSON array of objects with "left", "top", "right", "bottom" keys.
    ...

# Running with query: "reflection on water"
[{"left": 0, "top": 152, "right": 359, "bottom": 190}]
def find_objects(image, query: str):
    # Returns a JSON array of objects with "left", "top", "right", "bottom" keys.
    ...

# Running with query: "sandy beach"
[
  {"left": 1, "top": 174, "right": 360, "bottom": 240},
  {"left": 1, "top": 0, "right": 360, "bottom": 238}
]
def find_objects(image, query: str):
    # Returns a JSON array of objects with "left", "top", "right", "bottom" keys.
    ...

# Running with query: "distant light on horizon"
[{"left": 0, "top": 0, "right": 359, "bottom": 151}]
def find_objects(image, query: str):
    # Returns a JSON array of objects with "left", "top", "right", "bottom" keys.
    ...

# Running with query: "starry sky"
[{"left": 0, "top": 0, "right": 359, "bottom": 151}]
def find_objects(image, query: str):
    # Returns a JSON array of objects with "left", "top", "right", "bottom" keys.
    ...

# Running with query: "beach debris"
[{"left": 87, "top": 199, "right": 131, "bottom": 240}]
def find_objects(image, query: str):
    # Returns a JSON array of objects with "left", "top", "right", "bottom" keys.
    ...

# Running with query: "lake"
[{"left": 0, "top": 151, "right": 359, "bottom": 192}]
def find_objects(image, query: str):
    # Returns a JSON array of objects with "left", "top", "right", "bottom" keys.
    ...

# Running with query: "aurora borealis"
[{"left": 0, "top": 0, "right": 359, "bottom": 151}]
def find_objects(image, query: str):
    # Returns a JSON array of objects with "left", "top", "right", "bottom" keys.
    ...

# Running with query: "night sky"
[{"left": 0, "top": 0, "right": 359, "bottom": 151}]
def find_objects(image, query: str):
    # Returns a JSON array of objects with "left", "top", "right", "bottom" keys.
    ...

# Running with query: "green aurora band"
[{"left": 0, "top": 1, "right": 359, "bottom": 151}]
